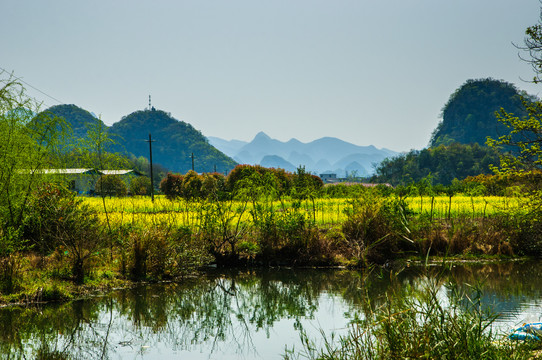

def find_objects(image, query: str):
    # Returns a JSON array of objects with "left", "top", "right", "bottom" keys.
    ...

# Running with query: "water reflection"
[{"left": 2, "top": 262, "right": 542, "bottom": 359}]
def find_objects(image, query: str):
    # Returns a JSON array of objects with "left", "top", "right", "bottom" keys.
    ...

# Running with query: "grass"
[{"left": 284, "top": 270, "right": 537, "bottom": 360}]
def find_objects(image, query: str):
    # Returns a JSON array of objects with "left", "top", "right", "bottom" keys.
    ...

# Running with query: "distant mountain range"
[
  {"left": 208, "top": 132, "right": 398, "bottom": 177},
  {"left": 40, "top": 104, "right": 397, "bottom": 177}
]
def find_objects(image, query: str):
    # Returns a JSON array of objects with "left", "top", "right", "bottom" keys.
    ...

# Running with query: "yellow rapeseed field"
[{"left": 80, "top": 195, "right": 524, "bottom": 228}]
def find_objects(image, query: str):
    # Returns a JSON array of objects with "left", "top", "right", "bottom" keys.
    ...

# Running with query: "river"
[{"left": 2, "top": 261, "right": 542, "bottom": 359}]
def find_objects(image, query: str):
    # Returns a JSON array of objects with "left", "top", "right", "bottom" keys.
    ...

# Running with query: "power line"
[{"left": 0, "top": 66, "right": 63, "bottom": 105}]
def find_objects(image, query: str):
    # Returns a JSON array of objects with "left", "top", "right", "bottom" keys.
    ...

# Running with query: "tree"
[
  {"left": 160, "top": 173, "right": 184, "bottom": 199},
  {"left": 129, "top": 176, "right": 152, "bottom": 196},
  {"left": 95, "top": 175, "right": 128, "bottom": 197},
  {"left": 484, "top": 7, "right": 542, "bottom": 256},
  {"left": 75, "top": 121, "right": 129, "bottom": 233},
  {"left": 181, "top": 170, "right": 203, "bottom": 199},
  {"left": 516, "top": 4, "right": 542, "bottom": 84},
  {"left": 0, "top": 72, "right": 67, "bottom": 250},
  {"left": 485, "top": 5, "right": 542, "bottom": 182},
  {"left": 372, "top": 144, "right": 500, "bottom": 186}
]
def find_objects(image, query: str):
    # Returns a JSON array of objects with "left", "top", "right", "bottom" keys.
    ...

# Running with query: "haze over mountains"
[
  {"left": 40, "top": 104, "right": 397, "bottom": 177},
  {"left": 208, "top": 132, "right": 398, "bottom": 177}
]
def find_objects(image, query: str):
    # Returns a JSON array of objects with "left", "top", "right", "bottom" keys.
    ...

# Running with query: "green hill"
[
  {"left": 372, "top": 78, "right": 537, "bottom": 186},
  {"left": 42, "top": 104, "right": 103, "bottom": 139},
  {"left": 430, "top": 78, "right": 532, "bottom": 147},
  {"left": 110, "top": 109, "right": 236, "bottom": 174},
  {"left": 41, "top": 105, "right": 237, "bottom": 174}
]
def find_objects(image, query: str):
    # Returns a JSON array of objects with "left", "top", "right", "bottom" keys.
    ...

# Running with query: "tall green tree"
[
  {"left": 0, "top": 73, "right": 66, "bottom": 249},
  {"left": 486, "top": 7, "right": 542, "bottom": 182},
  {"left": 485, "top": 6, "right": 542, "bottom": 256},
  {"left": 74, "top": 121, "right": 128, "bottom": 235},
  {"left": 487, "top": 100, "right": 542, "bottom": 176}
]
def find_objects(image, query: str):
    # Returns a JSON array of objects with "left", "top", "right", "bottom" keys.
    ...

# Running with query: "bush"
[
  {"left": 512, "top": 215, "right": 542, "bottom": 257},
  {"left": 95, "top": 175, "right": 127, "bottom": 197},
  {"left": 160, "top": 173, "right": 184, "bottom": 199},
  {"left": 127, "top": 225, "right": 212, "bottom": 280},
  {"left": 226, "top": 164, "right": 293, "bottom": 198},
  {"left": 129, "top": 176, "right": 152, "bottom": 196},
  {"left": 23, "top": 183, "right": 105, "bottom": 283},
  {"left": 182, "top": 170, "right": 203, "bottom": 199},
  {"left": 341, "top": 191, "right": 411, "bottom": 265},
  {"left": 201, "top": 172, "right": 228, "bottom": 200}
]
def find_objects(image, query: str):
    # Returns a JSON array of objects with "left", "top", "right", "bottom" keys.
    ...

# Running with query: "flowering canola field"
[{"left": 80, "top": 195, "right": 524, "bottom": 228}]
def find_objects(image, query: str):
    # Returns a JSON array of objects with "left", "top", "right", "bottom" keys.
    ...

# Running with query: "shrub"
[
  {"left": 341, "top": 191, "right": 412, "bottom": 265},
  {"left": 127, "top": 225, "right": 212, "bottom": 280},
  {"left": 182, "top": 170, "right": 203, "bottom": 199},
  {"left": 291, "top": 166, "right": 323, "bottom": 200},
  {"left": 160, "top": 173, "right": 184, "bottom": 199},
  {"left": 201, "top": 172, "right": 228, "bottom": 200},
  {"left": 95, "top": 175, "right": 127, "bottom": 197},
  {"left": 226, "top": 164, "right": 294, "bottom": 198},
  {"left": 129, "top": 176, "right": 152, "bottom": 196},
  {"left": 23, "top": 183, "right": 105, "bottom": 283}
]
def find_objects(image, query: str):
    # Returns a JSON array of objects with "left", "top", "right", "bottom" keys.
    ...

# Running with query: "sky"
[{"left": 2, "top": 0, "right": 542, "bottom": 152}]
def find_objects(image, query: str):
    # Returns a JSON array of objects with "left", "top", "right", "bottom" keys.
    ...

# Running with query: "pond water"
[{"left": 2, "top": 261, "right": 542, "bottom": 359}]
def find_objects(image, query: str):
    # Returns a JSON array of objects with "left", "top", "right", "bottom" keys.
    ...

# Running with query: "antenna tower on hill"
[{"left": 148, "top": 95, "right": 151, "bottom": 110}]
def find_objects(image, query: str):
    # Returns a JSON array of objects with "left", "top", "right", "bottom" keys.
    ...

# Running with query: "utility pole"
[
  {"left": 145, "top": 133, "right": 155, "bottom": 202},
  {"left": 191, "top": 153, "right": 195, "bottom": 172}
]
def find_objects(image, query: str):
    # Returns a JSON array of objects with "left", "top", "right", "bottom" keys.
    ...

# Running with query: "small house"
[{"left": 26, "top": 168, "right": 143, "bottom": 194}]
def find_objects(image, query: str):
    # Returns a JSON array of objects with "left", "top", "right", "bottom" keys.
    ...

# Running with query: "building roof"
[
  {"left": 43, "top": 168, "right": 99, "bottom": 175},
  {"left": 18, "top": 168, "right": 142, "bottom": 176},
  {"left": 100, "top": 169, "right": 140, "bottom": 176}
]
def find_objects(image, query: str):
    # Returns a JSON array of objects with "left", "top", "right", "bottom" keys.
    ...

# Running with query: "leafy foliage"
[
  {"left": 95, "top": 175, "right": 128, "bottom": 197},
  {"left": 487, "top": 99, "right": 542, "bottom": 175},
  {"left": 342, "top": 191, "right": 411, "bottom": 265},
  {"left": 373, "top": 143, "right": 500, "bottom": 186},
  {"left": 129, "top": 176, "right": 152, "bottom": 195},
  {"left": 0, "top": 73, "right": 67, "bottom": 248},
  {"left": 23, "top": 183, "right": 104, "bottom": 283},
  {"left": 160, "top": 173, "right": 184, "bottom": 199},
  {"left": 226, "top": 164, "right": 293, "bottom": 198}
]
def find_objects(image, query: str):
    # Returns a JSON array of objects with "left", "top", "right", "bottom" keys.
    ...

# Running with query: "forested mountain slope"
[
  {"left": 42, "top": 105, "right": 237, "bottom": 174},
  {"left": 373, "top": 78, "right": 536, "bottom": 185},
  {"left": 110, "top": 109, "right": 236, "bottom": 174},
  {"left": 430, "top": 78, "right": 533, "bottom": 147}
]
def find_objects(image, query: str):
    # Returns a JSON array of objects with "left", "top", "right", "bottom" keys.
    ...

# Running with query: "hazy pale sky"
[{"left": 2, "top": 0, "right": 542, "bottom": 152}]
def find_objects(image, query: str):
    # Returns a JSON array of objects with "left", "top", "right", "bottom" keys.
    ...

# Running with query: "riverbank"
[{"left": 1, "top": 188, "right": 540, "bottom": 306}]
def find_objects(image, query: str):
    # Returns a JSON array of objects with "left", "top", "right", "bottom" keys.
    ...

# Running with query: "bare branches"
[{"left": 514, "top": 4, "right": 542, "bottom": 83}]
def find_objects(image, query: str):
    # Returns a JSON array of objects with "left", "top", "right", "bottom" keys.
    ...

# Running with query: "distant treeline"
[
  {"left": 156, "top": 161, "right": 540, "bottom": 201},
  {"left": 160, "top": 164, "right": 324, "bottom": 200},
  {"left": 372, "top": 143, "right": 500, "bottom": 186}
]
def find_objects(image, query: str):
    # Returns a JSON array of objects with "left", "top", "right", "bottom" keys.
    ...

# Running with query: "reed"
[{"left": 284, "top": 270, "right": 534, "bottom": 360}]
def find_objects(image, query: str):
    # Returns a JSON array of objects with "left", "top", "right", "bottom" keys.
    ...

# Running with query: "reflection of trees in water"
[
  {"left": 0, "top": 297, "right": 114, "bottom": 359},
  {"left": 1, "top": 263, "right": 541, "bottom": 358},
  {"left": 0, "top": 269, "right": 357, "bottom": 358}
]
